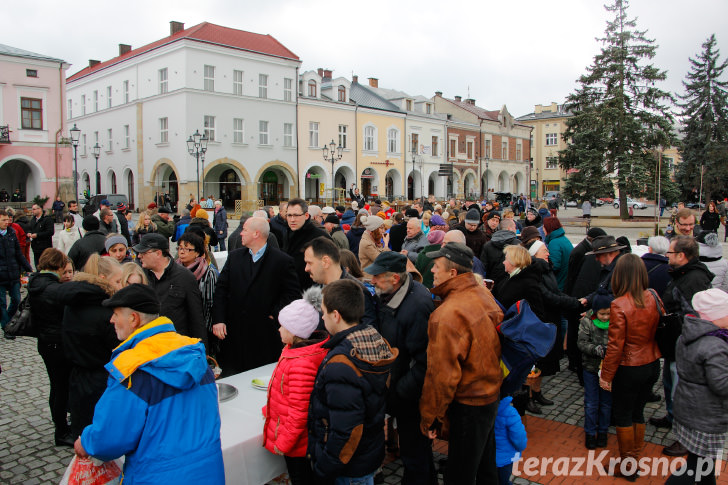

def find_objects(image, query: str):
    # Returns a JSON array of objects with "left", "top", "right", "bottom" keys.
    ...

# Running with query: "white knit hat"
[
  {"left": 361, "top": 215, "right": 384, "bottom": 232},
  {"left": 278, "top": 287, "right": 322, "bottom": 339},
  {"left": 692, "top": 289, "right": 728, "bottom": 322},
  {"left": 528, "top": 240, "right": 546, "bottom": 257}
]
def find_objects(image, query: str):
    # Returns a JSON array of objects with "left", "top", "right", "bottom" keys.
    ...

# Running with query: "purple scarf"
[{"left": 706, "top": 328, "right": 728, "bottom": 344}]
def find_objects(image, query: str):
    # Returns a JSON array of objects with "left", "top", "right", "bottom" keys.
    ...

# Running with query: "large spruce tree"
[
  {"left": 676, "top": 34, "right": 728, "bottom": 201},
  {"left": 560, "top": 0, "right": 674, "bottom": 218}
]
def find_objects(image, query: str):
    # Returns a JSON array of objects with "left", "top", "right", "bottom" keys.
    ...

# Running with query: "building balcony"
[{"left": 0, "top": 125, "right": 10, "bottom": 144}]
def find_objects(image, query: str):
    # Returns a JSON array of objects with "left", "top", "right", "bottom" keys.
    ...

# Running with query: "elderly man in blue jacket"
[{"left": 73, "top": 284, "right": 223, "bottom": 484}]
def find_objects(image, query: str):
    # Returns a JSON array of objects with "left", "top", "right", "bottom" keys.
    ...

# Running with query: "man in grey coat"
[{"left": 401, "top": 218, "right": 427, "bottom": 263}]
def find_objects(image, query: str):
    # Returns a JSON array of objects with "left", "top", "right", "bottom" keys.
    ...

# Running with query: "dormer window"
[
  {"left": 426, "top": 104, "right": 432, "bottom": 114},
  {"left": 338, "top": 85, "right": 346, "bottom": 102},
  {"left": 406, "top": 99, "right": 413, "bottom": 111},
  {"left": 308, "top": 80, "right": 317, "bottom": 97}
]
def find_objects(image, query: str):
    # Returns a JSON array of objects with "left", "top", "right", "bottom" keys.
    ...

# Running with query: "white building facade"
[{"left": 66, "top": 21, "right": 301, "bottom": 210}]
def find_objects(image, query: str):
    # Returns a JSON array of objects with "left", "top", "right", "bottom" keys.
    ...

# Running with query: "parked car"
[
  {"left": 686, "top": 202, "right": 706, "bottom": 210},
  {"left": 82, "top": 194, "right": 129, "bottom": 216},
  {"left": 566, "top": 200, "right": 578, "bottom": 207},
  {"left": 598, "top": 197, "right": 615, "bottom": 204},
  {"left": 595, "top": 199, "right": 605, "bottom": 206},
  {"left": 613, "top": 198, "right": 647, "bottom": 210},
  {"left": 544, "top": 191, "right": 562, "bottom": 204}
]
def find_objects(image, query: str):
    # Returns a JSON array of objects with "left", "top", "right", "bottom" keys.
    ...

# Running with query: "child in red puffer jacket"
[{"left": 262, "top": 287, "right": 329, "bottom": 485}]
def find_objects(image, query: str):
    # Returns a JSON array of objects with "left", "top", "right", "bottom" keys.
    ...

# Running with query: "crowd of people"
[{"left": 1, "top": 192, "right": 728, "bottom": 485}]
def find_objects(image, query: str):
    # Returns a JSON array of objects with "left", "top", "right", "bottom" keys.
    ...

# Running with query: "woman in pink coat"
[{"left": 263, "top": 287, "right": 329, "bottom": 485}]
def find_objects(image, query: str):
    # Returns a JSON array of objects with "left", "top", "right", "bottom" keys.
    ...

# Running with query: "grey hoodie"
[
  {"left": 673, "top": 315, "right": 728, "bottom": 434},
  {"left": 698, "top": 233, "right": 728, "bottom": 292}
]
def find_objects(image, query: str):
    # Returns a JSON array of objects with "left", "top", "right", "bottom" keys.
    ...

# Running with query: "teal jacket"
[
  {"left": 545, "top": 227, "right": 572, "bottom": 291},
  {"left": 80, "top": 317, "right": 224, "bottom": 485}
]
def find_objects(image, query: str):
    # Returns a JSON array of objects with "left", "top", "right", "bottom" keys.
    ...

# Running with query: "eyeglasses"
[
  {"left": 287, "top": 213, "right": 305, "bottom": 219},
  {"left": 177, "top": 247, "right": 194, "bottom": 253},
  {"left": 666, "top": 251, "right": 680, "bottom": 255},
  {"left": 676, "top": 221, "right": 695, "bottom": 227}
]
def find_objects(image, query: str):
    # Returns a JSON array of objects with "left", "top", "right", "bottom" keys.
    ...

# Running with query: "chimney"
[
  {"left": 465, "top": 98, "right": 475, "bottom": 105},
  {"left": 323, "top": 69, "right": 333, "bottom": 80},
  {"left": 119, "top": 44, "right": 131, "bottom": 56},
  {"left": 368, "top": 77, "right": 378, "bottom": 88},
  {"left": 170, "top": 21, "right": 185, "bottom": 35},
  {"left": 89, "top": 59, "right": 101, "bottom": 68},
  {"left": 352, "top": 75, "right": 358, "bottom": 84},
  {"left": 435, "top": 91, "right": 442, "bottom": 97},
  {"left": 317, "top": 68, "right": 324, "bottom": 77},
  {"left": 454, "top": 95, "right": 462, "bottom": 102},
  {"left": 534, "top": 104, "right": 543, "bottom": 114}
]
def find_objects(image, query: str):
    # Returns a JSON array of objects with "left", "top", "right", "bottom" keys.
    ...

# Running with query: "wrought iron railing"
[{"left": 0, "top": 125, "right": 10, "bottom": 144}]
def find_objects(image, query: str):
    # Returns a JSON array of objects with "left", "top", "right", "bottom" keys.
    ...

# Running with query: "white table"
[
  {"left": 213, "top": 250, "right": 228, "bottom": 269},
  {"left": 218, "top": 363, "right": 286, "bottom": 485}
]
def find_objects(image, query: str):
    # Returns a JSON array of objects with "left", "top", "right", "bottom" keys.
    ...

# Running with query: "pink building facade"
[{"left": 0, "top": 44, "right": 73, "bottom": 206}]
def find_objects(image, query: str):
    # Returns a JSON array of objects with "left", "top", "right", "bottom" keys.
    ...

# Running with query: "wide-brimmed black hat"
[{"left": 585, "top": 235, "right": 625, "bottom": 255}]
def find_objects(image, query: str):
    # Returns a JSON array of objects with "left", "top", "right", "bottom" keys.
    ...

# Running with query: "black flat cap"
[
  {"left": 158, "top": 207, "right": 172, "bottom": 214},
  {"left": 133, "top": 233, "right": 169, "bottom": 253},
  {"left": 363, "top": 252, "right": 407, "bottom": 276},
  {"left": 102, "top": 283, "right": 160, "bottom": 314},
  {"left": 426, "top": 242, "right": 474, "bottom": 269},
  {"left": 324, "top": 213, "right": 340, "bottom": 224}
]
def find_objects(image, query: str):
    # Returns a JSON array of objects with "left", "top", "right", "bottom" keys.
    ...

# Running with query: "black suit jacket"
[{"left": 212, "top": 246, "right": 301, "bottom": 376}]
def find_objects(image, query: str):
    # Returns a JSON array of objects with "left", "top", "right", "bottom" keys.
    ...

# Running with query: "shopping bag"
[{"left": 59, "top": 455, "right": 122, "bottom": 485}]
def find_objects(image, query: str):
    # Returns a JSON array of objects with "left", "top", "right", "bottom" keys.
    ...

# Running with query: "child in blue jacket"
[{"left": 495, "top": 395, "right": 528, "bottom": 485}]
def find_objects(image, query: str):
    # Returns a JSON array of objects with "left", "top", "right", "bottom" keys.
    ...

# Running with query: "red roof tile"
[
  {"left": 443, "top": 97, "right": 499, "bottom": 121},
  {"left": 68, "top": 22, "right": 299, "bottom": 82}
]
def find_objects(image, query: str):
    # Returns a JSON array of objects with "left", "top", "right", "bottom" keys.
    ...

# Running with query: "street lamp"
[
  {"left": 187, "top": 130, "right": 209, "bottom": 203},
  {"left": 69, "top": 124, "right": 80, "bottom": 199},
  {"left": 322, "top": 139, "right": 343, "bottom": 204},
  {"left": 411, "top": 144, "right": 417, "bottom": 202},
  {"left": 92, "top": 143, "right": 101, "bottom": 195}
]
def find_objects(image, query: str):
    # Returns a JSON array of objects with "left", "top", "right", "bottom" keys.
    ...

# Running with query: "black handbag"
[
  {"left": 647, "top": 289, "right": 681, "bottom": 361},
  {"left": 4, "top": 294, "right": 36, "bottom": 338}
]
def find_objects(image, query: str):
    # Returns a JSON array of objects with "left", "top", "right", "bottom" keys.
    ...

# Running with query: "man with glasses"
[
  {"left": 651, "top": 235, "right": 713, "bottom": 456},
  {"left": 668, "top": 208, "right": 698, "bottom": 239},
  {"left": 282, "top": 198, "right": 329, "bottom": 290},
  {"left": 134, "top": 233, "right": 205, "bottom": 344}
]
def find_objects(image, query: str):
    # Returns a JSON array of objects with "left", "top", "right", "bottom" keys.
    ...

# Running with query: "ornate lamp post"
[
  {"left": 69, "top": 124, "right": 81, "bottom": 199},
  {"left": 322, "top": 139, "right": 343, "bottom": 204},
  {"left": 92, "top": 143, "right": 101, "bottom": 195},
  {"left": 411, "top": 144, "right": 417, "bottom": 201},
  {"left": 187, "top": 130, "right": 209, "bottom": 203}
]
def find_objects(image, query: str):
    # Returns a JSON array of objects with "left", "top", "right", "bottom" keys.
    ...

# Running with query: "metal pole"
[
  {"left": 73, "top": 145, "right": 78, "bottom": 201},
  {"left": 699, "top": 164, "right": 704, "bottom": 209},
  {"left": 95, "top": 154, "right": 99, "bottom": 195},
  {"left": 331, "top": 157, "right": 334, "bottom": 206},
  {"left": 196, "top": 151, "right": 200, "bottom": 204}
]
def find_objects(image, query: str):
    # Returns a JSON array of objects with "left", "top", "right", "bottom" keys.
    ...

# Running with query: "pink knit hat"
[
  {"left": 278, "top": 287, "right": 322, "bottom": 339},
  {"left": 427, "top": 230, "right": 445, "bottom": 245},
  {"left": 692, "top": 289, "right": 728, "bottom": 322}
]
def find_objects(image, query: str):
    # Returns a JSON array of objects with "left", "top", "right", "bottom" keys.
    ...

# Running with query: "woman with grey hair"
[
  {"left": 641, "top": 235, "right": 671, "bottom": 296},
  {"left": 697, "top": 231, "right": 728, "bottom": 292}
]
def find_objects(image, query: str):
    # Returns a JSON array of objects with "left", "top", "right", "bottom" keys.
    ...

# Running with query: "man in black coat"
[
  {"left": 479, "top": 218, "right": 519, "bottom": 287},
  {"left": 134, "top": 233, "right": 205, "bottom": 344},
  {"left": 0, "top": 209, "right": 33, "bottom": 339},
  {"left": 68, "top": 216, "right": 107, "bottom": 270},
  {"left": 390, "top": 209, "right": 415, "bottom": 253},
  {"left": 269, "top": 201, "right": 288, "bottom": 247},
  {"left": 283, "top": 198, "right": 329, "bottom": 291},
  {"left": 27, "top": 203, "right": 54, "bottom": 267},
  {"left": 115, "top": 203, "right": 132, "bottom": 245},
  {"left": 364, "top": 252, "right": 436, "bottom": 484},
  {"left": 212, "top": 217, "right": 300, "bottom": 376}
]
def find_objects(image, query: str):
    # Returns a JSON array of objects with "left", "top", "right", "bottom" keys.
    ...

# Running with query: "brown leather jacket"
[
  {"left": 600, "top": 290, "right": 661, "bottom": 383},
  {"left": 419, "top": 272, "right": 503, "bottom": 435}
]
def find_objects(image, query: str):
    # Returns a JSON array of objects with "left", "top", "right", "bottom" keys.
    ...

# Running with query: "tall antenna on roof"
[{"left": 467, "top": 85, "right": 470, "bottom": 98}]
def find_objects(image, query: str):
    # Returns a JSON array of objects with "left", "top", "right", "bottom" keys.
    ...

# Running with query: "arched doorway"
[
  {"left": 219, "top": 169, "right": 240, "bottom": 209},
  {"left": 125, "top": 170, "right": 135, "bottom": 208},
  {"left": 360, "top": 167, "right": 378, "bottom": 198},
  {"left": 304, "top": 166, "right": 326, "bottom": 203},
  {"left": 151, "top": 163, "right": 178, "bottom": 210},
  {"left": 0, "top": 159, "right": 37, "bottom": 202},
  {"left": 82, "top": 173, "right": 91, "bottom": 198},
  {"left": 260, "top": 170, "right": 280, "bottom": 206},
  {"left": 109, "top": 171, "right": 117, "bottom": 194},
  {"left": 407, "top": 170, "right": 422, "bottom": 200},
  {"left": 385, "top": 169, "right": 402, "bottom": 201},
  {"left": 464, "top": 173, "right": 476, "bottom": 198},
  {"left": 498, "top": 171, "right": 509, "bottom": 192}
]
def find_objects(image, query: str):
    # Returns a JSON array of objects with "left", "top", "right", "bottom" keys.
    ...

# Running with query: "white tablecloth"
[{"left": 218, "top": 363, "right": 286, "bottom": 485}]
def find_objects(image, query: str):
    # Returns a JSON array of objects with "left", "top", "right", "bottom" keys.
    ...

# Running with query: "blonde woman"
[
  {"left": 421, "top": 211, "right": 432, "bottom": 235},
  {"left": 121, "top": 261, "right": 148, "bottom": 286},
  {"left": 358, "top": 215, "right": 389, "bottom": 274},
  {"left": 132, "top": 210, "right": 158, "bottom": 246}
]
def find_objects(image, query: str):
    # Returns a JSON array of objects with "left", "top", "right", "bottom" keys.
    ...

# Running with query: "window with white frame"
[
  {"left": 67, "top": 100, "right": 72, "bottom": 119},
  {"left": 94, "top": 131, "right": 99, "bottom": 147},
  {"left": 106, "top": 86, "right": 112, "bottom": 108},
  {"left": 284, "top": 123, "right": 293, "bottom": 147},
  {"left": 233, "top": 118, "right": 244, "bottom": 143},
  {"left": 516, "top": 143, "right": 522, "bottom": 161},
  {"left": 107, "top": 129, "right": 113, "bottom": 151},
  {"left": 432, "top": 136, "right": 438, "bottom": 157},
  {"left": 81, "top": 95, "right": 86, "bottom": 115},
  {"left": 339, "top": 125, "right": 347, "bottom": 149},
  {"left": 159, "top": 68, "right": 168, "bottom": 94},
  {"left": 364, "top": 126, "right": 376, "bottom": 151},
  {"left": 93, "top": 90, "right": 98, "bottom": 112},
  {"left": 159, "top": 117, "right": 168, "bottom": 143},
  {"left": 546, "top": 157, "right": 558, "bottom": 169},
  {"left": 411, "top": 133, "right": 419, "bottom": 154},
  {"left": 338, "top": 85, "right": 346, "bottom": 102},
  {"left": 387, "top": 128, "right": 399, "bottom": 154},
  {"left": 449, "top": 139, "right": 456, "bottom": 158},
  {"left": 406, "top": 99, "right": 413, "bottom": 111},
  {"left": 426, "top": 104, "right": 432, "bottom": 114},
  {"left": 259, "top": 120, "right": 269, "bottom": 145},
  {"left": 259, "top": 74, "right": 268, "bottom": 98},
  {"left": 485, "top": 139, "right": 491, "bottom": 159},
  {"left": 308, "top": 80, "right": 317, "bottom": 97},
  {"left": 204, "top": 65, "right": 215, "bottom": 91},
  {"left": 123, "top": 125, "right": 130, "bottom": 149},
  {"left": 123, "top": 80, "right": 129, "bottom": 103},
  {"left": 546, "top": 133, "right": 558, "bottom": 146},
  {"left": 233, "top": 70, "right": 243, "bottom": 95},
  {"left": 284, "top": 78, "right": 293, "bottom": 101},
  {"left": 204, "top": 115, "right": 215, "bottom": 141},
  {"left": 81, "top": 134, "right": 87, "bottom": 156},
  {"left": 309, "top": 122, "right": 319, "bottom": 147},
  {"left": 467, "top": 141, "right": 473, "bottom": 159},
  {"left": 502, "top": 141, "right": 508, "bottom": 159}
]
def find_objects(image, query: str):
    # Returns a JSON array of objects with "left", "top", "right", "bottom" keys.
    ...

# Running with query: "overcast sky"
[{"left": 3, "top": 0, "right": 727, "bottom": 117}]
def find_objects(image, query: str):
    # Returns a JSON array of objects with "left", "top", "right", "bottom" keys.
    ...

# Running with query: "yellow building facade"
[{"left": 355, "top": 107, "right": 406, "bottom": 200}]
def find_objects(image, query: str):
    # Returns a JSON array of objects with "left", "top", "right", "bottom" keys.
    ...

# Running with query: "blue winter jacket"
[
  {"left": 341, "top": 209, "right": 356, "bottom": 226},
  {"left": 495, "top": 396, "right": 528, "bottom": 467},
  {"left": 80, "top": 317, "right": 224, "bottom": 485},
  {"left": 545, "top": 227, "right": 573, "bottom": 291}
]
